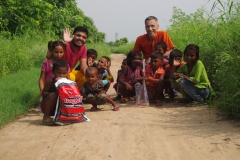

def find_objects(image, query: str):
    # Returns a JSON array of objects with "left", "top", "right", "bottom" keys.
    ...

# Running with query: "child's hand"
[
  {"left": 104, "top": 61, "right": 111, "bottom": 70},
  {"left": 173, "top": 57, "right": 181, "bottom": 67},
  {"left": 87, "top": 57, "right": 93, "bottom": 67},
  {"left": 125, "top": 83, "right": 133, "bottom": 90}
]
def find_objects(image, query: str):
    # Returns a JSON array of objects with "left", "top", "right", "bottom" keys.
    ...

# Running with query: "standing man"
[
  {"left": 133, "top": 16, "right": 174, "bottom": 60},
  {"left": 62, "top": 26, "right": 88, "bottom": 90}
]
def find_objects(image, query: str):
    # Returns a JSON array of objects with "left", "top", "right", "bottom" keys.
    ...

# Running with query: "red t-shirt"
[
  {"left": 62, "top": 42, "right": 87, "bottom": 71},
  {"left": 133, "top": 30, "right": 174, "bottom": 60}
]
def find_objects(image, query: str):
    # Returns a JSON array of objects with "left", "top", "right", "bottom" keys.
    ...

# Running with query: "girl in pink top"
[
  {"left": 38, "top": 41, "right": 66, "bottom": 96},
  {"left": 118, "top": 51, "right": 143, "bottom": 103}
]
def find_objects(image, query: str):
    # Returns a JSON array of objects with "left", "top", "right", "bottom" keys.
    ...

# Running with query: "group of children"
[
  {"left": 113, "top": 42, "right": 213, "bottom": 107},
  {"left": 38, "top": 39, "right": 213, "bottom": 124}
]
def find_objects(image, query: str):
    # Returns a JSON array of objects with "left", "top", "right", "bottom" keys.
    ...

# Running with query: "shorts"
[
  {"left": 87, "top": 93, "right": 107, "bottom": 105},
  {"left": 69, "top": 69, "right": 87, "bottom": 91}
]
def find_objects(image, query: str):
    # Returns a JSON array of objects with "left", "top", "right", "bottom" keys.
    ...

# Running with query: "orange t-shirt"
[
  {"left": 133, "top": 30, "right": 174, "bottom": 60},
  {"left": 145, "top": 64, "right": 165, "bottom": 87}
]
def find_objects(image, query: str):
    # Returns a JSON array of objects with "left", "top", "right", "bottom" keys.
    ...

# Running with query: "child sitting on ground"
[
  {"left": 170, "top": 44, "right": 214, "bottom": 107},
  {"left": 164, "top": 49, "right": 186, "bottom": 102},
  {"left": 39, "top": 40, "right": 67, "bottom": 97},
  {"left": 118, "top": 51, "right": 143, "bottom": 103},
  {"left": 113, "top": 58, "right": 127, "bottom": 100},
  {"left": 75, "top": 49, "right": 98, "bottom": 70},
  {"left": 41, "top": 59, "right": 69, "bottom": 124},
  {"left": 144, "top": 51, "right": 165, "bottom": 106},
  {"left": 81, "top": 67, "right": 120, "bottom": 111}
]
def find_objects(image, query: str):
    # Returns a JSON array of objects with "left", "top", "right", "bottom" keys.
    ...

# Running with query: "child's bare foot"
[
  {"left": 113, "top": 105, "right": 120, "bottom": 111},
  {"left": 90, "top": 107, "right": 101, "bottom": 111}
]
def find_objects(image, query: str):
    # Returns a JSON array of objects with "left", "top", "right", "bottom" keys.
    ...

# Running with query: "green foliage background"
[{"left": 167, "top": 0, "right": 240, "bottom": 117}]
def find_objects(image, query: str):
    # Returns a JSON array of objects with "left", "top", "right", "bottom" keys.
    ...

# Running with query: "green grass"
[
  {"left": 111, "top": 42, "right": 135, "bottom": 54},
  {"left": 0, "top": 68, "right": 40, "bottom": 129}
]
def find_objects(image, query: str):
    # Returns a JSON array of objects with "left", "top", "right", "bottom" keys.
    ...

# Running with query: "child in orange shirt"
[{"left": 144, "top": 51, "right": 165, "bottom": 106}]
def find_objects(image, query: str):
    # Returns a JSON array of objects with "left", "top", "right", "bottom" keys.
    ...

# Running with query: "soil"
[{"left": 0, "top": 54, "right": 240, "bottom": 160}]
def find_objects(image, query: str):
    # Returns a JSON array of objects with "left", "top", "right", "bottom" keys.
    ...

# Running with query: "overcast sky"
[{"left": 76, "top": 0, "right": 216, "bottom": 42}]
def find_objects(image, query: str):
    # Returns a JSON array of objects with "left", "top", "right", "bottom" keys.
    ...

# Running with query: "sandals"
[
  {"left": 41, "top": 117, "right": 55, "bottom": 125},
  {"left": 154, "top": 100, "right": 163, "bottom": 106},
  {"left": 185, "top": 101, "right": 208, "bottom": 107},
  {"left": 128, "top": 97, "right": 136, "bottom": 101},
  {"left": 120, "top": 98, "right": 128, "bottom": 103}
]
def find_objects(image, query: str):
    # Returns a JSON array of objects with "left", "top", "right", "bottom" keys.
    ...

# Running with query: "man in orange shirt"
[{"left": 133, "top": 16, "right": 174, "bottom": 60}]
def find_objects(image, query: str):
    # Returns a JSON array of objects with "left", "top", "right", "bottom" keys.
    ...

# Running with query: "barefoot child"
[
  {"left": 170, "top": 44, "right": 214, "bottom": 107},
  {"left": 118, "top": 51, "right": 143, "bottom": 103},
  {"left": 41, "top": 59, "right": 69, "bottom": 124},
  {"left": 145, "top": 51, "right": 165, "bottom": 106},
  {"left": 81, "top": 67, "right": 120, "bottom": 111},
  {"left": 39, "top": 40, "right": 67, "bottom": 96}
]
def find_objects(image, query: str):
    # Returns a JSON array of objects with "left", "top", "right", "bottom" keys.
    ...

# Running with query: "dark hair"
[
  {"left": 52, "top": 59, "right": 68, "bottom": 72},
  {"left": 169, "top": 49, "right": 183, "bottom": 60},
  {"left": 51, "top": 40, "right": 66, "bottom": 51},
  {"left": 150, "top": 51, "right": 163, "bottom": 60},
  {"left": 87, "top": 49, "right": 98, "bottom": 57},
  {"left": 154, "top": 41, "right": 167, "bottom": 52},
  {"left": 101, "top": 56, "right": 111, "bottom": 62},
  {"left": 145, "top": 16, "right": 158, "bottom": 23},
  {"left": 127, "top": 51, "right": 142, "bottom": 66},
  {"left": 86, "top": 66, "right": 98, "bottom": 74},
  {"left": 73, "top": 26, "right": 88, "bottom": 36},
  {"left": 183, "top": 44, "right": 199, "bottom": 60},
  {"left": 48, "top": 41, "right": 53, "bottom": 50}
]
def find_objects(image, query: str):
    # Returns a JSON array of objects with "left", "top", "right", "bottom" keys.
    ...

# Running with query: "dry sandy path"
[{"left": 1, "top": 54, "right": 240, "bottom": 160}]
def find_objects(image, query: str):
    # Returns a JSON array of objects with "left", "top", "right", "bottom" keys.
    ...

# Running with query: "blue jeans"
[{"left": 173, "top": 78, "right": 210, "bottom": 102}]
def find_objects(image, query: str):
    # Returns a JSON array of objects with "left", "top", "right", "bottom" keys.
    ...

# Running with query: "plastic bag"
[
  {"left": 54, "top": 78, "right": 89, "bottom": 123},
  {"left": 135, "top": 59, "right": 149, "bottom": 106}
]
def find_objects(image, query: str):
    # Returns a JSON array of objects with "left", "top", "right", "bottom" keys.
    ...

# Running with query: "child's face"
[
  {"left": 97, "top": 58, "right": 107, "bottom": 69},
  {"left": 87, "top": 54, "right": 97, "bottom": 64},
  {"left": 52, "top": 46, "right": 64, "bottom": 60},
  {"left": 46, "top": 50, "right": 52, "bottom": 60},
  {"left": 154, "top": 45, "right": 165, "bottom": 54},
  {"left": 150, "top": 58, "right": 162, "bottom": 70},
  {"left": 121, "top": 59, "right": 127, "bottom": 69},
  {"left": 53, "top": 67, "right": 68, "bottom": 78},
  {"left": 132, "top": 56, "right": 142, "bottom": 68},
  {"left": 85, "top": 70, "right": 98, "bottom": 84},
  {"left": 184, "top": 50, "right": 197, "bottom": 64}
]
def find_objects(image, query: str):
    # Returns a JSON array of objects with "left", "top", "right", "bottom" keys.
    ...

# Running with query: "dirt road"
[{"left": 0, "top": 54, "right": 240, "bottom": 160}]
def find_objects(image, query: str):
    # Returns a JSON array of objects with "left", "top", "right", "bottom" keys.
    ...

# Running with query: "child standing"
[
  {"left": 164, "top": 49, "right": 186, "bottom": 102},
  {"left": 118, "top": 51, "right": 143, "bottom": 103},
  {"left": 113, "top": 58, "right": 127, "bottom": 100},
  {"left": 145, "top": 51, "right": 165, "bottom": 106},
  {"left": 170, "top": 44, "right": 213, "bottom": 106},
  {"left": 39, "top": 40, "right": 66, "bottom": 96},
  {"left": 41, "top": 59, "right": 69, "bottom": 124},
  {"left": 81, "top": 67, "right": 120, "bottom": 111}
]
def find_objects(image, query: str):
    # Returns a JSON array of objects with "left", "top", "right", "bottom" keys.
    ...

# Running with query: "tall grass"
[
  {"left": 111, "top": 42, "right": 135, "bottom": 55},
  {"left": 0, "top": 68, "right": 40, "bottom": 129},
  {"left": 167, "top": 0, "right": 240, "bottom": 117}
]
